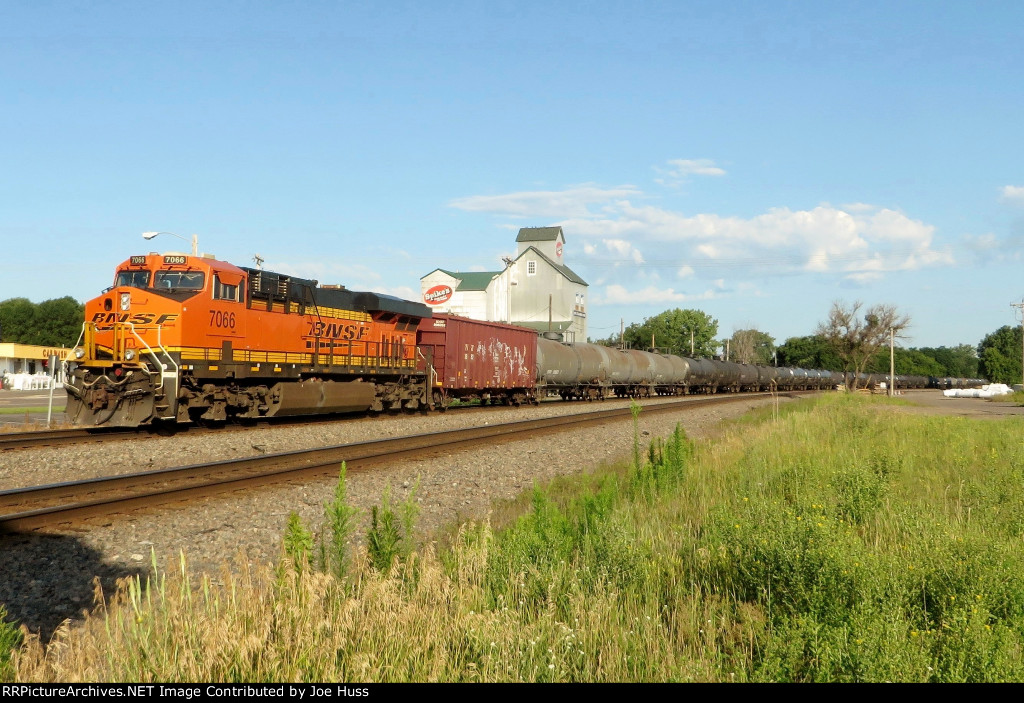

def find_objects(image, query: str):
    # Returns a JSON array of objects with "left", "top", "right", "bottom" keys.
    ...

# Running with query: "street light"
[{"left": 142, "top": 231, "right": 198, "bottom": 256}]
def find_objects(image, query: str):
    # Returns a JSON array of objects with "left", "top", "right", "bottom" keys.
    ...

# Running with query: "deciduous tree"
[
  {"left": 0, "top": 296, "right": 84, "bottom": 348},
  {"left": 776, "top": 335, "right": 844, "bottom": 371},
  {"left": 729, "top": 328, "right": 775, "bottom": 365},
  {"left": 816, "top": 300, "right": 910, "bottom": 389},
  {"left": 915, "top": 344, "right": 980, "bottom": 379},
  {"left": 622, "top": 308, "right": 718, "bottom": 357},
  {"left": 978, "top": 325, "right": 1023, "bottom": 385}
]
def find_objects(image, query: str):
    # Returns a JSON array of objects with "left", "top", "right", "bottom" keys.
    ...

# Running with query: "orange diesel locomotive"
[{"left": 65, "top": 252, "right": 433, "bottom": 427}]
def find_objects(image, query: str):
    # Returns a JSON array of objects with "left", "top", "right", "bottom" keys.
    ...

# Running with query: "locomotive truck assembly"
[{"left": 64, "top": 252, "right": 986, "bottom": 428}]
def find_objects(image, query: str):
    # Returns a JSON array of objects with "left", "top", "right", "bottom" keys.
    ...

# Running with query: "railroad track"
[
  {"left": 0, "top": 401, "right": 531, "bottom": 451},
  {"left": 0, "top": 427, "right": 124, "bottom": 450},
  {"left": 0, "top": 392, "right": 801, "bottom": 532},
  {"left": 0, "top": 392, "right": 793, "bottom": 452}
]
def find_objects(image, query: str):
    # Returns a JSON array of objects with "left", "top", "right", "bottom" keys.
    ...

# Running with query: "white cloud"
[
  {"left": 964, "top": 233, "right": 998, "bottom": 251},
  {"left": 597, "top": 284, "right": 718, "bottom": 305},
  {"left": 275, "top": 260, "right": 382, "bottom": 284},
  {"left": 449, "top": 184, "right": 641, "bottom": 218},
  {"left": 370, "top": 285, "right": 418, "bottom": 300},
  {"left": 655, "top": 158, "right": 726, "bottom": 185},
  {"left": 558, "top": 200, "right": 950, "bottom": 282},
  {"left": 840, "top": 202, "right": 876, "bottom": 213},
  {"left": 603, "top": 239, "right": 644, "bottom": 264},
  {"left": 452, "top": 167, "right": 953, "bottom": 288},
  {"left": 274, "top": 260, "right": 419, "bottom": 301},
  {"left": 844, "top": 271, "right": 883, "bottom": 284},
  {"left": 1001, "top": 185, "right": 1024, "bottom": 204},
  {"left": 962, "top": 231, "right": 1024, "bottom": 263}
]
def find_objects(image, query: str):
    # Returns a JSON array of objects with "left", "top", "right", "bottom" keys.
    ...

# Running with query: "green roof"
[
  {"left": 516, "top": 226, "right": 563, "bottom": 243},
  {"left": 437, "top": 269, "right": 500, "bottom": 291},
  {"left": 512, "top": 320, "right": 573, "bottom": 333},
  {"left": 517, "top": 247, "right": 588, "bottom": 286}
]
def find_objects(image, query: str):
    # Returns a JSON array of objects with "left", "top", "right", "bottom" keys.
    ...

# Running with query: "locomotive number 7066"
[{"left": 210, "top": 310, "right": 236, "bottom": 330}]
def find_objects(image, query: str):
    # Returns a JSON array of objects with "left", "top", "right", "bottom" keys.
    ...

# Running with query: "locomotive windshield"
[
  {"left": 115, "top": 270, "right": 151, "bottom": 289},
  {"left": 154, "top": 270, "right": 205, "bottom": 290}
]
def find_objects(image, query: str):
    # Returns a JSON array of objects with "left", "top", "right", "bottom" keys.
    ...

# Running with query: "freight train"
[{"left": 64, "top": 252, "right": 984, "bottom": 427}]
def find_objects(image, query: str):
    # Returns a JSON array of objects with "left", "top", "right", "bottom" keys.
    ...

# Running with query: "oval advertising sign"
[
  {"left": 423, "top": 284, "right": 453, "bottom": 305},
  {"left": 555, "top": 242, "right": 563, "bottom": 258}
]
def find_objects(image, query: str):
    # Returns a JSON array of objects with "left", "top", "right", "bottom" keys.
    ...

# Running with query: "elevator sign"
[{"left": 424, "top": 285, "right": 453, "bottom": 305}]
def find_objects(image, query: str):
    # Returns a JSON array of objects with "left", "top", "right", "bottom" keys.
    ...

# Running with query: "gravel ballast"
[{"left": 1, "top": 394, "right": 795, "bottom": 638}]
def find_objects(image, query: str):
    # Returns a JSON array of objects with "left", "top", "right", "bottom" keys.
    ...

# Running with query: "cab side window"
[{"left": 213, "top": 275, "right": 242, "bottom": 302}]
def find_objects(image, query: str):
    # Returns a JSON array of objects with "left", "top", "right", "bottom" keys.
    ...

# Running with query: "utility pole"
[
  {"left": 502, "top": 256, "right": 515, "bottom": 324},
  {"left": 889, "top": 327, "right": 895, "bottom": 397},
  {"left": 1013, "top": 300, "right": 1024, "bottom": 386},
  {"left": 619, "top": 318, "right": 624, "bottom": 350},
  {"left": 690, "top": 329, "right": 694, "bottom": 356}
]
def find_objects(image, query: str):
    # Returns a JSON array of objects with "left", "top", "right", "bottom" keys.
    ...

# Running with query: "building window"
[{"left": 527, "top": 261, "right": 537, "bottom": 276}]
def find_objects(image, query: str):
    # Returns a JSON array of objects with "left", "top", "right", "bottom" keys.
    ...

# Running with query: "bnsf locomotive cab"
[{"left": 66, "top": 252, "right": 433, "bottom": 427}]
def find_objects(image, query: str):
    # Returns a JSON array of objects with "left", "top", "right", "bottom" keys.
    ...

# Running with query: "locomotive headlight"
[
  {"left": 124, "top": 349, "right": 136, "bottom": 361},
  {"left": 120, "top": 292, "right": 131, "bottom": 311},
  {"left": 74, "top": 347, "right": 85, "bottom": 359}
]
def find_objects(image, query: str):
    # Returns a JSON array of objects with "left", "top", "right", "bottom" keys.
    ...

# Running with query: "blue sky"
[{"left": 2, "top": 1, "right": 1022, "bottom": 349}]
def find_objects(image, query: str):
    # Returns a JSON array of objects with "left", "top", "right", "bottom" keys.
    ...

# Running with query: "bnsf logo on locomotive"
[
  {"left": 307, "top": 321, "right": 369, "bottom": 340},
  {"left": 91, "top": 312, "right": 179, "bottom": 325},
  {"left": 424, "top": 285, "right": 453, "bottom": 305}
]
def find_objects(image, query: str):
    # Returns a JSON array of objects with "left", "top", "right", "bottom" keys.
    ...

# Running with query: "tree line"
[
  {"left": 591, "top": 302, "right": 1021, "bottom": 385},
  {"left": 3, "top": 294, "right": 1020, "bottom": 386},
  {"left": 0, "top": 297, "right": 84, "bottom": 348}
]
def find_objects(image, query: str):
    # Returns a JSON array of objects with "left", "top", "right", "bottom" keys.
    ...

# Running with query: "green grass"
[
  {"left": 993, "top": 390, "right": 1024, "bottom": 406},
  {"left": 8, "top": 393, "right": 1024, "bottom": 682},
  {"left": 0, "top": 607, "right": 21, "bottom": 681},
  {"left": 0, "top": 407, "right": 65, "bottom": 415}
]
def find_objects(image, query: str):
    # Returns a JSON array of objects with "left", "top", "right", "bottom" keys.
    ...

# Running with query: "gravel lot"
[
  {"left": 1, "top": 393, "right": 795, "bottom": 639},
  {"left": 889, "top": 389, "right": 1024, "bottom": 419}
]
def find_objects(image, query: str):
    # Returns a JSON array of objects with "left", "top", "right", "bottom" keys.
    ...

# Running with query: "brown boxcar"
[{"left": 417, "top": 314, "right": 538, "bottom": 407}]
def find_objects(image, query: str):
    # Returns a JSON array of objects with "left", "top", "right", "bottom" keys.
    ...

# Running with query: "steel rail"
[
  {"left": 0, "top": 400, "right": 522, "bottom": 451},
  {"left": 0, "top": 392, "right": 803, "bottom": 532}
]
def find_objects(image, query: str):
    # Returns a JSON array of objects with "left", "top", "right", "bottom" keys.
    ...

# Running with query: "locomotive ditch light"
[
  {"left": 124, "top": 349, "right": 136, "bottom": 361},
  {"left": 74, "top": 347, "right": 85, "bottom": 359}
]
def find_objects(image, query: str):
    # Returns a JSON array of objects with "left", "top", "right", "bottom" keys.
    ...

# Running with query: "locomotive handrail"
[{"left": 117, "top": 322, "right": 178, "bottom": 396}]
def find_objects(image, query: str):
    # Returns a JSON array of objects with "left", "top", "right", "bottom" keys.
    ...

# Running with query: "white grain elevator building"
[{"left": 420, "top": 226, "right": 588, "bottom": 341}]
